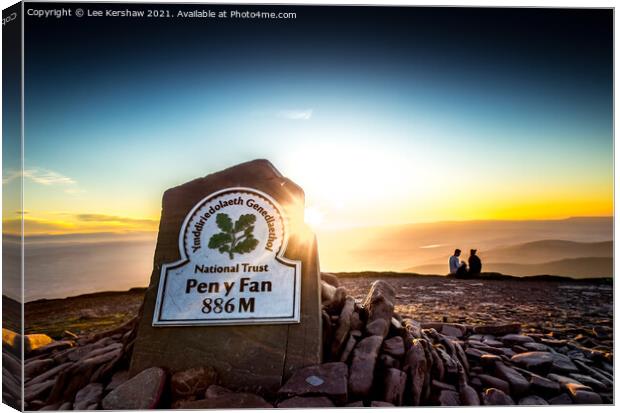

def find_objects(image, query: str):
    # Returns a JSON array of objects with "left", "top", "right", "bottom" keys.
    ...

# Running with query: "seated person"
[
  {"left": 449, "top": 249, "right": 468, "bottom": 277},
  {"left": 468, "top": 249, "right": 482, "bottom": 277}
]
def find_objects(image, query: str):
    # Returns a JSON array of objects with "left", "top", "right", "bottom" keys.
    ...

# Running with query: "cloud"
[
  {"left": 3, "top": 217, "right": 75, "bottom": 235},
  {"left": 2, "top": 170, "right": 20, "bottom": 185},
  {"left": 25, "top": 168, "right": 76, "bottom": 185},
  {"left": 4, "top": 213, "right": 159, "bottom": 236},
  {"left": 3, "top": 167, "right": 77, "bottom": 186},
  {"left": 76, "top": 214, "right": 158, "bottom": 226},
  {"left": 277, "top": 109, "right": 313, "bottom": 120},
  {"left": 420, "top": 244, "right": 443, "bottom": 249},
  {"left": 4, "top": 211, "right": 159, "bottom": 236}
]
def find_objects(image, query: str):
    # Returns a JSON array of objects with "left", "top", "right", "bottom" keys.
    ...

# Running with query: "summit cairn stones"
[
  {"left": 278, "top": 362, "right": 348, "bottom": 403},
  {"left": 363, "top": 280, "right": 396, "bottom": 338},
  {"left": 130, "top": 160, "right": 321, "bottom": 395}
]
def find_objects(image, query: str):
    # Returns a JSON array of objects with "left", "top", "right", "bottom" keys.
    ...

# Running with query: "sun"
[{"left": 304, "top": 207, "right": 324, "bottom": 229}]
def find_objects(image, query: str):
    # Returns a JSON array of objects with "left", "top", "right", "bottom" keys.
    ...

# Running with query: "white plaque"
[{"left": 153, "top": 187, "right": 301, "bottom": 326}]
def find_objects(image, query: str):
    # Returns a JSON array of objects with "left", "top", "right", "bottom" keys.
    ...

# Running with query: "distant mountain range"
[
  {"left": 405, "top": 239, "right": 613, "bottom": 277},
  {"left": 317, "top": 217, "right": 613, "bottom": 277},
  {"left": 11, "top": 216, "right": 615, "bottom": 301},
  {"left": 406, "top": 256, "right": 612, "bottom": 278},
  {"left": 478, "top": 239, "right": 612, "bottom": 264}
]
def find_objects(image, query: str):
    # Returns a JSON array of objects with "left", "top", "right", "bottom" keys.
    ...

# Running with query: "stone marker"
[{"left": 130, "top": 160, "right": 321, "bottom": 395}]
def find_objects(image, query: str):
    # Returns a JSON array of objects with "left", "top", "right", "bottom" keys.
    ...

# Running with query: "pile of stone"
[
  {"left": 317, "top": 275, "right": 613, "bottom": 407},
  {"left": 3, "top": 318, "right": 138, "bottom": 411},
  {"left": 4, "top": 275, "right": 613, "bottom": 409}
]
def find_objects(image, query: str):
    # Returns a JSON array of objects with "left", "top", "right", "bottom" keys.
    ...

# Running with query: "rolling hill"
[
  {"left": 316, "top": 217, "right": 613, "bottom": 273},
  {"left": 480, "top": 240, "right": 612, "bottom": 264}
]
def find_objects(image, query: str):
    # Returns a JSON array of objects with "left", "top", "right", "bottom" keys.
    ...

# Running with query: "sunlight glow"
[{"left": 304, "top": 207, "right": 324, "bottom": 229}]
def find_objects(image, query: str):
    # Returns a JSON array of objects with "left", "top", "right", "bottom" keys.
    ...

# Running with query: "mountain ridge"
[{"left": 406, "top": 256, "right": 612, "bottom": 278}]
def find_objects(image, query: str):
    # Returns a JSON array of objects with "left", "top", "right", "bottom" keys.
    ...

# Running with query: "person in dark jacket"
[{"left": 468, "top": 249, "right": 482, "bottom": 277}]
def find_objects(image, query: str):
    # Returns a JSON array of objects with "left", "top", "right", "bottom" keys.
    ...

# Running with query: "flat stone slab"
[
  {"left": 277, "top": 396, "right": 335, "bottom": 408},
  {"left": 278, "top": 362, "right": 348, "bottom": 403},
  {"left": 102, "top": 367, "right": 166, "bottom": 410},
  {"left": 176, "top": 392, "right": 273, "bottom": 408},
  {"left": 493, "top": 361, "right": 530, "bottom": 396},
  {"left": 501, "top": 334, "right": 535, "bottom": 346},
  {"left": 472, "top": 323, "right": 521, "bottom": 335},
  {"left": 482, "top": 388, "right": 515, "bottom": 405},
  {"left": 518, "top": 395, "right": 548, "bottom": 405},
  {"left": 511, "top": 351, "right": 554, "bottom": 373},
  {"left": 349, "top": 335, "right": 383, "bottom": 398},
  {"left": 170, "top": 366, "right": 218, "bottom": 400},
  {"left": 549, "top": 353, "right": 579, "bottom": 374}
]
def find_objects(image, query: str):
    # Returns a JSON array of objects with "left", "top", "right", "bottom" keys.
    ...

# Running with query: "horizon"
[
  {"left": 3, "top": 214, "right": 614, "bottom": 238},
  {"left": 6, "top": 214, "right": 612, "bottom": 301}
]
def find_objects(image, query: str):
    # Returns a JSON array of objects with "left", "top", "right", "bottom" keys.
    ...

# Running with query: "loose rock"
[
  {"left": 382, "top": 368, "right": 406, "bottom": 406},
  {"left": 24, "top": 359, "right": 55, "bottom": 381},
  {"left": 472, "top": 324, "right": 521, "bottom": 336},
  {"left": 331, "top": 297, "right": 356, "bottom": 357},
  {"left": 371, "top": 401, "right": 394, "bottom": 407},
  {"left": 501, "top": 334, "right": 534, "bottom": 346},
  {"left": 362, "top": 280, "right": 396, "bottom": 338},
  {"left": 102, "top": 367, "right": 166, "bottom": 410},
  {"left": 278, "top": 362, "right": 348, "bottom": 404},
  {"left": 566, "top": 383, "right": 603, "bottom": 404},
  {"left": 482, "top": 388, "right": 515, "bottom": 405},
  {"left": 321, "top": 273, "right": 340, "bottom": 288},
  {"left": 366, "top": 319, "right": 389, "bottom": 337},
  {"left": 339, "top": 335, "right": 357, "bottom": 363},
  {"left": 518, "top": 395, "right": 548, "bottom": 405},
  {"left": 106, "top": 370, "right": 129, "bottom": 393},
  {"left": 73, "top": 383, "right": 104, "bottom": 410},
  {"left": 170, "top": 366, "right": 218, "bottom": 401},
  {"left": 549, "top": 353, "right": 579, "bottom": 375},
  {"left": 511, "top": 351, "right": 553, "bottom": 374},
  {"left": 437, "top": 389, "right": 460, "bottom": 406},
  {"left": 277, "top": 396, "right": 335, "bottom": 408},
  {"left": 177, "top": 392, "right": 272, "bottom": 408},
  {"left": 24, "top": 334, "right": 54, "bottom": 354},
  {"left": 493, "top": 361, "right": 530, "bottom": 396},
  {"left": 569, "top": 373, "right": 608, "bottom": 392},
  {"left": 529, "top": 373, "right": 561, "bottom": 396},
  {"left": 547, "top": 393, "right": 574, "bottom": 405},
  {"left": 477, "top": 374, "right": 510, "bottom": 395},
  {"left": 382, "top": 336, "right": 405, "bottom": 359},
  {"left": 403, "top": 339, "right": 427, "bottom": 406},
  {"left": 348, "top": 335, "right": 383, "bottom": 398}
]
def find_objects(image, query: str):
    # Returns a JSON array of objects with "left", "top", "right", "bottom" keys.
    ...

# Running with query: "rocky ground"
[
  {"left": 2, "top": 273, "right": 614, "bottom": 409},
  {"left": 338, "top": 274, "right": 613, "bottom": 340},
  {"left": 22, "top": 289, "right": 145, "bottom": 339}
]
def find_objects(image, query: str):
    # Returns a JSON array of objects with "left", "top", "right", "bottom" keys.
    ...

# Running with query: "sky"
[{"left": 4, "top": 5, "right": 613, "bottom": 235}]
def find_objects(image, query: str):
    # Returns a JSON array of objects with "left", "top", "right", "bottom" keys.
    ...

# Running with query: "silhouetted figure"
[
  {"left": 468, "top": 249, "right": 482, "bottom": 277},
  {"left": 449, "top": 249, "right": 468, "bottom": 277},
  {"left": 455, "top": 264, "right": 469, "bottom": 278}
]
